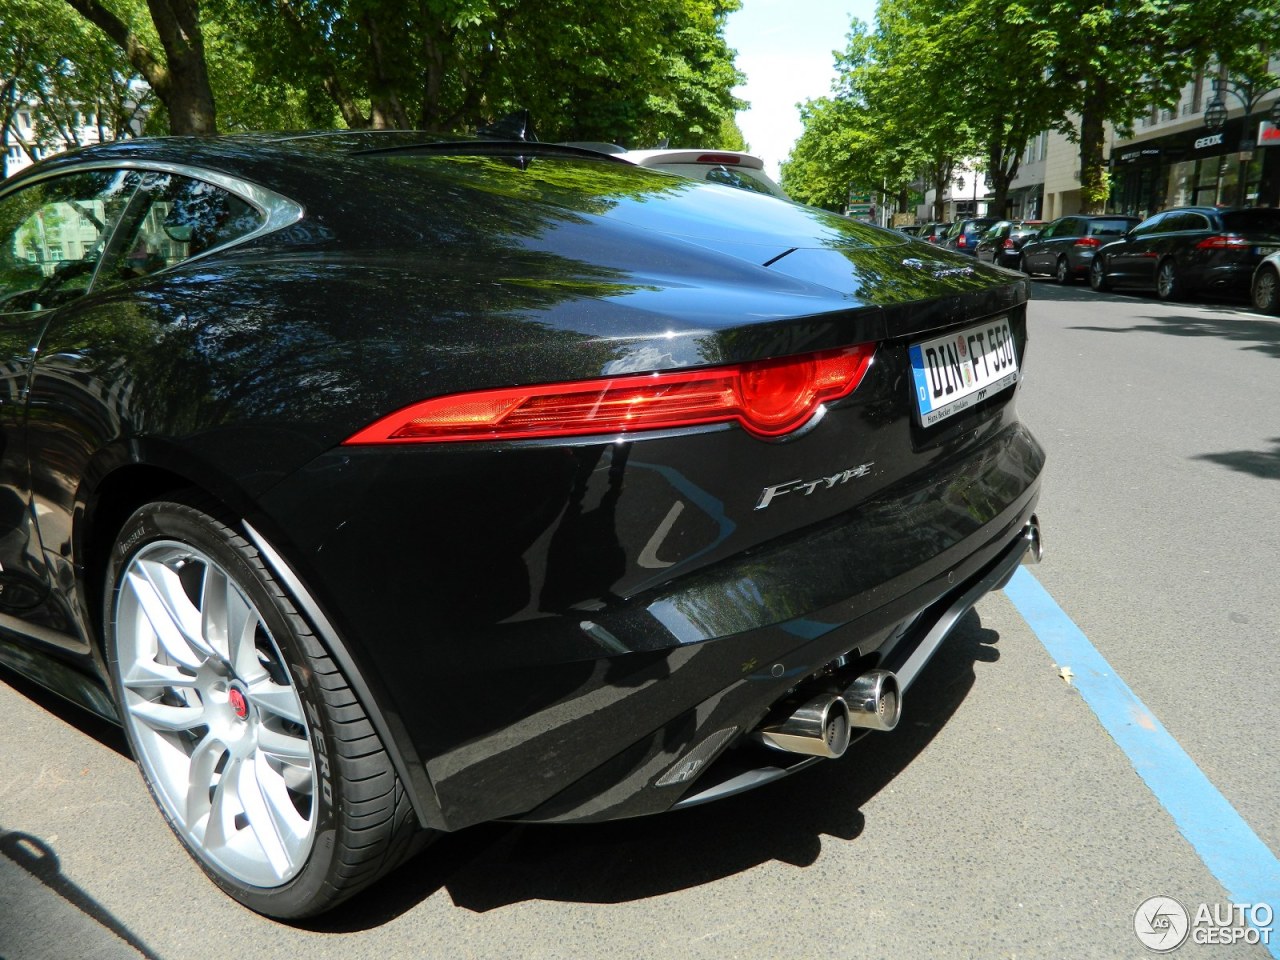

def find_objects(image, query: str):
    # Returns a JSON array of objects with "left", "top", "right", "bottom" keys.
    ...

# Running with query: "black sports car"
[{"left": 0, "top": 132, "right": 1044, "bottom": 918}]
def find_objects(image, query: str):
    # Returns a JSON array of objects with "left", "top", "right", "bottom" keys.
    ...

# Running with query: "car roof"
[{"left": 6, "top": 131, "right": 631, "bottom": 190}]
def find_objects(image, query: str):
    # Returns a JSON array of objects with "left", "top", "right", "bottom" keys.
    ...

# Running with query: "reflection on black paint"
[{"left": 540, "top": 443, "right": 631, "bottom": 611}]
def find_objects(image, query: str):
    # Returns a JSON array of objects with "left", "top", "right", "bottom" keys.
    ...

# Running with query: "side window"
[
  {"left": 0, "top": 169, "right": 141, "bottom": 312},
  {"left": 1038, "top": 221, "right": 1058, "bottom": 240},
  {"left": 1130, "top": 214, "right": 1167, "bottom": 238},
  {"left": 1164, "top": 212, "right": 1209, "bottom": 232},
  {"left": 106, "top": 174, "right": 264, "bottom": 284}
]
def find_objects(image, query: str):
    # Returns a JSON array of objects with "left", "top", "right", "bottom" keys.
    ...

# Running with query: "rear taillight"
[
  {"left": 1195, "top": 235, "right": 1250, "bottom": 250},
  {"left": 1002, "top": 238, "right": 1016, "bottom": 249},
  {"left": 957, "top": 235, "right": 969, "bottom": 247},
  {"left": 344, "top": 345, "right": 877, "bottom": 444},
  {"left": 1073, "top": 237, "right": 1102, "bottom": 248}
]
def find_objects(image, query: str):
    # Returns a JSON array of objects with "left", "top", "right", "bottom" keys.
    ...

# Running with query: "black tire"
[
  {"left": 1089, "top": 258, "right": 1110, "bottom": 292},
  {"left": 1155, "top": 258, "right": 1181, "bottom": 301},
  {"left": 104, "top": 499, "right": 424, "bottom": 918},
  {"left": 1054, "top": 256, "right": 1073, "bottom": 285},
  {"left": 1252, "top": 266, "right": 1280, "bottom": 314}
]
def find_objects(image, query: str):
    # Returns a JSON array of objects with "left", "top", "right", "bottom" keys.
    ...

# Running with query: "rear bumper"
[
  {"left": 263, "top": 415, "right": 1043, "bottom": 832},
  {"left": 1200, "top": 261, "right": 1256, "bottom": 292},
  {"left": 491, "top": 424, "right": 1043, "bottom": 826}
]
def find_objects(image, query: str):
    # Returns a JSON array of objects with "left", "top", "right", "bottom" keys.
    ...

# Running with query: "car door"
[
  {"left": 1023, "top": 220, "right": 1058, "bottom": 272},
  {"left": 1105, "top": 213, "right": 1166, "bottom": 287},
  {"left": 0, "top": 167, "right": 143, "bottom": 644},
  {"left": 21, "top": 170, "right": 270, "bottom": 649}
]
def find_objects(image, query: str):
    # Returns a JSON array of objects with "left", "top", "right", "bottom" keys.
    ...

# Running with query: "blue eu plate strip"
[{"left": 1005, "top": 567, "right": 1280, "bottom": 956}]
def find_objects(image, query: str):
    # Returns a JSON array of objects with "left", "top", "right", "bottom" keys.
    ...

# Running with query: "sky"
[{"left": 723, "top": 0, "right": 879, "bottom": 181}]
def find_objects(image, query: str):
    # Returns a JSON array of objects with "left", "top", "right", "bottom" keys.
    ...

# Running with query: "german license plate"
[{"left": 909, "top": 317, "right": 1019, "bottom": 426}]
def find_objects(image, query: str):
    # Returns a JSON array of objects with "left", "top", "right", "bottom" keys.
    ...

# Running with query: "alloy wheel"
[
  {"left": 113, "top": 540, "right": 317, "bottom": 888},
  {"left": 1253, "top": 268, "right": 1279, "bottom": 314}
]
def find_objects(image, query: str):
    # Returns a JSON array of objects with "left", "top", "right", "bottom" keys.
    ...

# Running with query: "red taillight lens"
[
  {"left": 344, "top": 345, "right": 877, "bottom": 444},
  {"left": 1002, "top": 238, "right": 1016, "bottom": 249},
  {"left": 957, "top": 235, "right": 969, "bottom": 247},
  {"left": 1195, "top": 235, "right": 1250, "bottom": 250},
  {"left": 1073, "top": 236, "right": 1101, "bottom": 248},
  {"left": 695, "top": 153, "right": 742, "bottom": 165}
]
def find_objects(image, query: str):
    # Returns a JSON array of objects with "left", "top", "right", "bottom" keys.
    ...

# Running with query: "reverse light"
[
  {"left": 1195, "top": 235, "right": 1250, "bottom": 250},
  {"left": 344, "top": 345, "right": 877, "bottom": 444}
]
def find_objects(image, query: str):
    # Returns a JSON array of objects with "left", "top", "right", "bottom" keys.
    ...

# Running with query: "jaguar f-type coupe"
[{"left": 0, "top": 132, "right": 1044, "bottom": 917}]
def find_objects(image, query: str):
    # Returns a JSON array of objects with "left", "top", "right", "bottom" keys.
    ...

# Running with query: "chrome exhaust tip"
[
  {"left": 1022, "top": 514, "right": 1043, "bottom": 565},
  {"left": 757, "top": 694, "right": 852, "bottom": 758},
  {"left": 843, "top": 669, "right": 901, "bottom": 732}
]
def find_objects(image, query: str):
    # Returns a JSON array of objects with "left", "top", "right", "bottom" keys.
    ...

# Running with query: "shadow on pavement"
[
  {"left": 0, "top": 664, "right": 130, "bottom": 759},
  {"left": 0, "top": 829, "right": 162, "bottom": 959},
  {"left": 308, "top": 608, "right": 1002, "bottom": 931},
  {"left": 1194, "top": 437, "right": 1280, "bottom": 481}
]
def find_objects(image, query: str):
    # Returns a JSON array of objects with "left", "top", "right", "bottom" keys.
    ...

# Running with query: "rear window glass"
[
  {"left": 1222, "top": 209, "right": 1280, "bottom": 235},
  {"left": 1088, "top": 219, "right": 1135, "bottom": 236}
]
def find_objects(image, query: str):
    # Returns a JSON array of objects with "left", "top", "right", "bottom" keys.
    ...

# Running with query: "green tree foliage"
[
  {"left": 232, "top": 0, "right": 743, "bottom": 145},
  {"left": 787, "top": 0, "right": 1280, "bottom": 217},
  {"left": 61, "top": 0, "right": 218, "bottom": 135},
  {"left": 783, "top": 18, "right": 979, "bottom": 218},
  {"left": 1, "top": 0, "right": 153, "bottom": 176},
  {"left": 46, "top": 0, "right": 743, "bottom": 143}
]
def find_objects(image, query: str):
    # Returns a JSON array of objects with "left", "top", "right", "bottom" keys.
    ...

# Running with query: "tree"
[
  {"left": 783, "top": 17, "right": 979, "bottom": 219},
  {"left": 247, "top": 0, "right": 743, "bottom": 145},
  {"left": 1, "top": 0, "right": 152, "bottom": 176},
  {"left": 62, "top": 0, "right": 218, "bottom": 135}
]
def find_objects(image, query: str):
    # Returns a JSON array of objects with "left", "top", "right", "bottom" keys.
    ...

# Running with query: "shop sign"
[
  {"left": 1117, "top": 147, "right": 1163, "bottom": 163},
  {"left": 1194, "top": 132, "right": 1225, "bottom": 150},
  {"left": 1260, "top": 121, "right": 1280, "bottom": 147}
]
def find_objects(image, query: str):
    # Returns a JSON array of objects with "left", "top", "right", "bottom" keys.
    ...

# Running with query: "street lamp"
[{"left": 1204, "top": 96, "right": 1228, "bottom": 132}]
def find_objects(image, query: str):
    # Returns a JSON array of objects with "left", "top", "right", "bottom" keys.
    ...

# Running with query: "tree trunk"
[
  {"left": 64, "top": 0, "right": 217, "bottom": 135},
  {"left": 1077, "top": 81, "right": 1109, "bottom": 214}
]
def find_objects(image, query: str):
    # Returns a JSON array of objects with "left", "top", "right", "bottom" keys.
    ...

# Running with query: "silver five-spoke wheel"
[{"left": 114, "top": 540, "right": 317, "bottom": 888}]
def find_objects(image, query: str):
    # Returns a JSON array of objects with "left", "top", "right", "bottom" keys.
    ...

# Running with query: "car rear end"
[
  {"left": 1061, "top": 216, "right": 1135, "bottom": 277},
  {"left": 1196, "top": 208, "right": 1280, "bottom": 293},
  {"left": 248, "top": 153, "right": 1044, "bottom": 830},
  {"left": 622, "top": 148, "right": 787, "bottom": 199}
]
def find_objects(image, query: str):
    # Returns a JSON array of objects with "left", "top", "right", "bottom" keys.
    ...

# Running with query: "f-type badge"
[
  {"left": 902, "top": 257, "right": 975, "bottom": 279},
  {"left": 756, "top": 463, "right": 875, "bottom": 510}
]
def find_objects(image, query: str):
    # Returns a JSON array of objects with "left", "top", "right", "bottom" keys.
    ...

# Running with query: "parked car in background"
[
  {"left": 1089, "top": 206, "right": 1280, "bottom": 300},
  {"left": 917, "top": 222, "right": 951, "bottom": 244},
  {"left": 1019, "top": 215, "right": 1140, "bottom": 283},
  {"left": 619, "top": 148, "right": 788, "bottom": 199},
  {"left": 0, "top": 132, "right": 1043, "bottom": 918},
  {"left": 939, "top": 217, "right": 999, "bottom": 255},
  {"left": 975, "top": 220, "right": 1044, "bottom": 269},
  {"left": 1252, "top": 249, "right": 1280, "bottom": 313}
]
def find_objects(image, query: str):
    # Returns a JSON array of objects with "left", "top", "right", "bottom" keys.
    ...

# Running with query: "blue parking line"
[{"left": 1004, "top": 567, "right": 1280, "bottom": 956}]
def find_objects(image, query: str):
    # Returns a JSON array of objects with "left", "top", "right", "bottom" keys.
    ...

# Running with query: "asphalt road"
[{"left": 1, "top": 279, "right": 1277, "bottom": 960}]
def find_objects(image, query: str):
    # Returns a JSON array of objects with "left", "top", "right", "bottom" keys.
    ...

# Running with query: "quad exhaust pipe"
[{"left": 757, "top": 669, "right": 901, "bottom": 759}]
